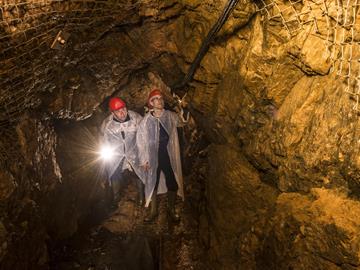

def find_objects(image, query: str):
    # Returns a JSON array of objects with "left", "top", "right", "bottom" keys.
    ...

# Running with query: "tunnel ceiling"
[
  {"left": 0, "top": 1, "right": 115, "bottom": 164},
  {"left": 1, "top": 1, "right": 360, "bottom": 143},
  {"left": 1, "top": 0, "right": 360, "bottom": 122},
  {"left": 0, "top": 0, "right": 185, "bottom": 166},
  {"left": 1, "top": 0, "right": 360, "bottom": 166},
  {"left": 1, "top": 0, "right": 164, "bottom": 126},
  {"left": 1, "top": 0, "right": 359, "bottom": 172},
  {"left": 0, "top": 0, "right": 255, "bottom": 164}
]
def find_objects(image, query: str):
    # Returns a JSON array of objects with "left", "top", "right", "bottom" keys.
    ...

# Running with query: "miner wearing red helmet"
[
  {"left": 109, "top": 97, "right": 127, "bottom": 121},
  {"left": 100, "top": 97, "right": 145, "bottom": 209},
  {"left": 147, "top": 89, "right": 162, "bottom": 109},
  {"left": 137, "top": 89, "right": 184, "bottom": 223}
]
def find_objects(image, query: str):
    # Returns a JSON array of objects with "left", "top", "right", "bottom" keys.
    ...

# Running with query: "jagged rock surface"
[{"left": 1, "top": 0, "right": 360, "bottom": 269}]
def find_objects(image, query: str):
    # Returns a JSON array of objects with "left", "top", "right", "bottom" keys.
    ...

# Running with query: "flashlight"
[{"left": 100, "top": 145, "right": 115, "bottom": 161}]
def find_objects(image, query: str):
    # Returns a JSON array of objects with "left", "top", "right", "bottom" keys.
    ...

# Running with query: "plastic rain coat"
[
  {"left": 137, "top": 110, "right": 184, "bottom": 207},
  {"left": 101, "top": 110, "right": 145, "bottom": 182}
]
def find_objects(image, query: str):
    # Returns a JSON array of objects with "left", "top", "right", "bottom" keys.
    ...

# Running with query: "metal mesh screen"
[
  {"left": 2, "top": 0, "right": 360, "bottom": 167},
  {"left": 256, "top": 0, "right": 360, "bottom": 111},
  {"left": 0, "top": 0, "right": 141, "bottom": 167}
]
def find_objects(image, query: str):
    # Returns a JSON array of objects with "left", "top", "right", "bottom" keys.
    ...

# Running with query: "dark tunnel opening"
[{"left": 42, "top": 103, "right": 210, "bottom": 270}]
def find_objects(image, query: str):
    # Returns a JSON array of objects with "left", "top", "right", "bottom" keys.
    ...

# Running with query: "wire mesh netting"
[
  {"left": 0, "top": 0, "right": 142, "bottom": 167},
  {"left": 256, "top": 0, "right": 360, "bottom": 111},
  {"left": 1, "top": 0, "right": 360, "bottom": 167}
]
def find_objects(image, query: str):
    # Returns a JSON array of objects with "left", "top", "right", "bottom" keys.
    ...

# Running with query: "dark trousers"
[
  {"left": 108, "top": 160, "right": 144, "bottom": 203},
  {"left": 154, "top": 149, "right": 178, "bottom": 192},
  {"left": 109, "top": 160, "right": 125, "bottom": 201}
]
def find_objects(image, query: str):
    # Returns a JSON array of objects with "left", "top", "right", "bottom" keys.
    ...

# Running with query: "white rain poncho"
[
  {"left": 101, "top": 110, "right": 145, "bottom": 182},
  {"left": 137, "top": 110, "right": 184, "bottom": 207}
]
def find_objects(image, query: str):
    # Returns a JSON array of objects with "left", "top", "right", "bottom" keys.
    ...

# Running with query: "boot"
[
  {"left": 136, "top": 179, "right": 145, "bottom": 207},
  {"left": 167, "top": 191, "right": 180, "bottom": 223},
  {"left": 144, "top": 192, "right": 158, "bottom": 222}
]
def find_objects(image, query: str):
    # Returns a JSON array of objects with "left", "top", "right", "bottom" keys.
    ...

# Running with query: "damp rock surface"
[{"left": 2, "top": 0, "right": 360, "bottom": 269}]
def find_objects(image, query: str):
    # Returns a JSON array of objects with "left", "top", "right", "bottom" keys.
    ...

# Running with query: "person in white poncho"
[
  {"left": 137, "top": 89, "right": 184, "bottom": 222},
  {"left": 101, "top": 97, "right": 145, "bottom": 209}
]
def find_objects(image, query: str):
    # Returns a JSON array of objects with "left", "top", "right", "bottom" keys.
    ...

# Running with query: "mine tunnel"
[{"left": 2, "top": 0, "right": 360, "bottom": 269}]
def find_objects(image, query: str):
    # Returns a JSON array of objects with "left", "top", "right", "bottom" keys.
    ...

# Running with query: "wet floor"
[{"left": 49, "top": 176, "right": 206, "bottom": 270}]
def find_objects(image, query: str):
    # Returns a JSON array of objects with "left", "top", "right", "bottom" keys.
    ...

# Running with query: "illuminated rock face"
[{"left": 2, "top": 0, "right": 360, "bottom": 269}]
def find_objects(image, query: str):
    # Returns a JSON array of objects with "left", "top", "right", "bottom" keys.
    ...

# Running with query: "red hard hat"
[
  {"left": 148, "top": 89, "right": 162, "bottom": 107},
  {"left": 109, "top": 97, "right": 126, "bottom": 111}
]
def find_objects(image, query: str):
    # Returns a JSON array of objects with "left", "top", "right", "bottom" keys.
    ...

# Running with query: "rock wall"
[
  {"left": 199, "top": 145, "right": 278, "bottom": 269},
  {"left": 0, "top": 116, "right": 61, "bottom": 269},
  {"left": 163, "top": 0, "right": 360, "bottom": 269},
  {"left": 0, "top": 114, "right": 106, "bottom": 270},
  {"left": 257, "top": 188, "right": 360, "bottom": 269},
  {"left": 2, "top": 0, "right": 360, "bottom": 269}
]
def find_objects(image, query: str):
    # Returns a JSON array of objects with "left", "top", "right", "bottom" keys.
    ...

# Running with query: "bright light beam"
[{"left": 100, "top": 145, "right": 115, "bottom": 161}]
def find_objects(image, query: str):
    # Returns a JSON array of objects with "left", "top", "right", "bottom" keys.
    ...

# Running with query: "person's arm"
[
  {"left": 100, "top": 117, "right": 110, "bottom": 145},
  {"left": 170, "top": 110, "right": 186, "bottom": 128},
  {"left": 134, "top": 112, "right": 143, "bottom": 127}
]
